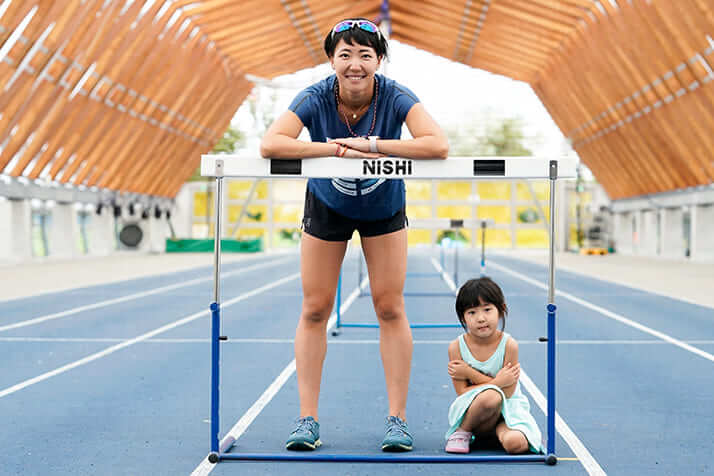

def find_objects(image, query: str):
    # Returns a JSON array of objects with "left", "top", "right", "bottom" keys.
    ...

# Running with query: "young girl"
[{"left": 445, "top": 277, "right": 543, "bottom": 454}]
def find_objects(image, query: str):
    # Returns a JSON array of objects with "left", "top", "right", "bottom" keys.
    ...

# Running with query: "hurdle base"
[
  {"left": 361, "top": 292, "right": 456, "bottom": 297},
  {"left": 215, "top": 452, "right": 549, "bottom": 463}
]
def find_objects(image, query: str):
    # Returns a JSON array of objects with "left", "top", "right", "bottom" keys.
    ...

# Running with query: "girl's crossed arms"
[{"left": 447, "top": 336, "right": 520, "bottom": 397}]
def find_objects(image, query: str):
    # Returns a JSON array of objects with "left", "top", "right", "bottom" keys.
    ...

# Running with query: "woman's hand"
[
  {"left": 329, "top": 137, "right": 370, "bottom": 152},
  {"left": 447, "top": 360, "right": 473, "bottom": 381},
  {"left": 341, "top": 147, "right": 383, "bottom": 158},
  {"left": 493, "top": 362, "right": 520, "bottom": 388}
]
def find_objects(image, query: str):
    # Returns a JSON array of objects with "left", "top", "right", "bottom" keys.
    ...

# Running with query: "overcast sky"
[{"left": 233, "top": 40, "right": 575, "bottom": 160}]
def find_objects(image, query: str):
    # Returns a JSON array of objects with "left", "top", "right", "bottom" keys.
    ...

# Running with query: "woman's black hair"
[
  {"left": 455, "top": 277, "right": 508, "bottom": 331},
  {"left": 323, "top": 18, "right": 389, "bottom": 59}
]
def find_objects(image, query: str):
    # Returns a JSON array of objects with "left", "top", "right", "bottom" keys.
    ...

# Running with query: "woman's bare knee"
[
  {"left": 372, "top": 296, "right": 404, "bottom": 323},
  {"left": 501, "top": 430, "right": 529, "bottom": 454},
  {"left": 301, "top": 298, "right": 333, "bottom": 324}
]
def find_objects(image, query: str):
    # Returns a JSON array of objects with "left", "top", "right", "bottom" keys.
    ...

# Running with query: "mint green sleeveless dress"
[{"left": 445, "top": 332, "right": 543, "bottom": 453}]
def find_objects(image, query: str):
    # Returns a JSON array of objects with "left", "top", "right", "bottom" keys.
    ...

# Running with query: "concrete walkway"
[
  {"left": 502, "top": 250, "right": 714, "bottom": 309},
  {"left": 0, "top": 252, "right": 265, "bottom": 302}
]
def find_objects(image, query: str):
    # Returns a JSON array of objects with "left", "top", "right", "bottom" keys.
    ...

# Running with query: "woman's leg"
[
  {"left": 495, "top": 421, "right": 529, "bottom": 454},
  {"left": 458, "top": 389, "right": 503, "bottom": 434},
  {"left": 361, "top": 228, "right": 412, "bottom": 419},
  {"left": 295, "top": 233, "right": 347, "bottom": 419}
]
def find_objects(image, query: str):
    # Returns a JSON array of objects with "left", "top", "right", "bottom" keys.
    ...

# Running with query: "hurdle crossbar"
[
  {"left": 201, "top": 156, "right": 576, "bottom": 180},
  {"left": 202, "top": 155, "right": 572, "bottom": 466}
]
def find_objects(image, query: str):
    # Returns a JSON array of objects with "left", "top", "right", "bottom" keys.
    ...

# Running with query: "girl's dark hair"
[
  {"left": 323, "top": 18, "right": 389, "bottom": 59},
  {"left": 455, "top": 277, "right": 508, "bottom": 331}
]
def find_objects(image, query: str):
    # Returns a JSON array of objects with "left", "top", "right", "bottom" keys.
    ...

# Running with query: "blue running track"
[{"left": 1, "top": 251, "right": 712, "bottom": 475}]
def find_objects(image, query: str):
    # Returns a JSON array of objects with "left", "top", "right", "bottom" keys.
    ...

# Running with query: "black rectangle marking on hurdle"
[
  {"left": 473, "top": 159, "right": 505, "bottom": 176},
  {"left": 450, "top": 219, "right": 464, "bottom": 228},
  {"left": 270, "top": 159, "right": 302, "bottom": 175}
]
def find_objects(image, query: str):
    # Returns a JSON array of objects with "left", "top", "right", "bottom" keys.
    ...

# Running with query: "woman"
[{"left": 261, "top": 18, "right": 448, "bottom": 452}]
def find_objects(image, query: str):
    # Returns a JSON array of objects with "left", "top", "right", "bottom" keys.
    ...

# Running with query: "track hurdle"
[{"left": 201, "top": 155, "right": 574, "bottom": 466}]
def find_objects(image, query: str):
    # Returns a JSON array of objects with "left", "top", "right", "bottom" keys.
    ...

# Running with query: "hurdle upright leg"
[
  {"left": 545, "top": 160, "right": 558, "bottom": 465},
  {"left": 331, "top": 271, "right": 343, "bottom": 336},
  {"left": 480, "top": 220, "right": 487, "bottom": 276},
  {"left": 209, "top": 173, "right": 224, "bottom": 463},
  {"left": 454, "top": 244, "right": 459, "bottom": 288}
]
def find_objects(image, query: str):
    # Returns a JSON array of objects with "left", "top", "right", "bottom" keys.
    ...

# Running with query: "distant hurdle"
[
  {"left": 200, "top": 155, "right": 575, "bottom": 466},
  {"left": 332, "top": 217, "right": 494, "bottom": 335}
]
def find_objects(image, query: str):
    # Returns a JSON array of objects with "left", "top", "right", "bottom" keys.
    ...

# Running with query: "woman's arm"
[
  {"left": 378, "top": 103, "right": 449, "bottom": 158},
  {"left": 260, "top": 110, "right": 383, "bottom": 159},
  {"left": 260, "top": 111, "right": 339, "bottom": 159},
  {"left": 330, "top": 103, "right": 449, "bottom": 159}
]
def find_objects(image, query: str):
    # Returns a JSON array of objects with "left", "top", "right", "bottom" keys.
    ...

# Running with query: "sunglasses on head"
[{"left": 331, "top": 20, "right": 381, "bottom": 38}]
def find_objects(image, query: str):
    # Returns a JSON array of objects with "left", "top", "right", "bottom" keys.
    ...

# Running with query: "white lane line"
[
  {"left": 429, "top": 257, "right": 458, "bottom": 295},
  {"left": 4, "top": 337, "right": 714, "bottom": 345},
  {"left": 519, "top": 372, "right": 606, "bottom": 475},
  {"left": 0, "top": 272, "right": 301, "bottom": 399},
  {"left": 0, "top": 257, "right": 293, "bottom": 333},
  {"left": 489, "top": 261, "right": 714, "bottom": 364},
  {"left": 432, "top": 257, "right": 605, "bottom": 475},
  {"left": 190, "top": 276, "right": 369, "bottom": 476}
]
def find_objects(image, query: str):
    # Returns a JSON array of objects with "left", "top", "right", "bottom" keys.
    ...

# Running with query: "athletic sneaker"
[
  {"left": 381, "top": 416, "right": 413, "bottom": 452},
  {"left": 445, "top": 430, "right": 472, "bottom": 453},
  {"left": 286, "top": 416, "right": 321, "bottom": 451}
]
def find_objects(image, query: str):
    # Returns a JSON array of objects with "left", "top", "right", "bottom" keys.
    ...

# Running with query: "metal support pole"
[
  {"left": 357, "top": 249, "right": 364, "bottom": 297},
  {"left": 546, "top": 161, "right": 558, "bottom": 465},
  {"left": 454, "top": 244, "right": 459, "bottom": 288},
  {"left": 209, "top": 171, "right": 224, "bottom": 463},
  {"left": 548, "top": 163, "right": 557, "bottom": 305},
  {"left": 480, "top": 220, "right": 487, "bottom": 276},
  {"left": 547, "top": 302, "right": 556, "bottom": 458},
  {"left": 440, "top": 241, "right": 445, "bottom": 269},
  {"left": 210, "top": 301, "right": 220, "bottom": 454},
  {"left": 336, "top": 271, "right": 342, "bottom": 329}
]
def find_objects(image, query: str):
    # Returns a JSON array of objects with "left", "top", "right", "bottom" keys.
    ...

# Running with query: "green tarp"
[{"left": 166, "top": 238, "right": 262, "bottom": 253}]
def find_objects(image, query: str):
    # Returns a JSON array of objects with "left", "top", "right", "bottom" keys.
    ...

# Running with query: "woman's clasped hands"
[{"left": 329, "top": 137, "right": 384, "bottom": 158}]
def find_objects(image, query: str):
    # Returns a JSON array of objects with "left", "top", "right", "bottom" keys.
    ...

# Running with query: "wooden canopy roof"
[{"left": 1, "top": 0, "right": 712, "bottom": 200}]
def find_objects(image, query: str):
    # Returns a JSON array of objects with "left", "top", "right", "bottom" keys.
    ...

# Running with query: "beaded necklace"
[{"left": 334, "top": 77, "right": 378, "bottom": 138}]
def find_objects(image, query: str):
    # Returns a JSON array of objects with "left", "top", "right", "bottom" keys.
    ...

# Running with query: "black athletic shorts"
[{"left": 302, "top": 188, "right": 407, "bottom": 242}]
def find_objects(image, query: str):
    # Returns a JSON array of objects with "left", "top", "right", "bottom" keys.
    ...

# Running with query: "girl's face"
[
  {"left": 463, "top": 301, "right": 501, "bottom": 339},
  {"left": 330, "top": 39, "right": 381, "bottom": 94}
]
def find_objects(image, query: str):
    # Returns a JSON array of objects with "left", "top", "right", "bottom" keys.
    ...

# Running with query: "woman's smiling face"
[{"left": 330, "top": 39, "right": 381, "bottom": 93}]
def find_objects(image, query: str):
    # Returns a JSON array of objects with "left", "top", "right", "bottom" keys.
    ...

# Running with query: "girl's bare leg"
[
  {"left": 361, "top": 228, "right": 412, "bottom": 419},
  {"left": 295, "top": 233, "right": 347, "bottom": 419},
  {"left": 495, "top": 421, "right": 529, "bottom": 454},
  {"left": 458, "top": 389, "right": 503, "bottom": 434}
]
